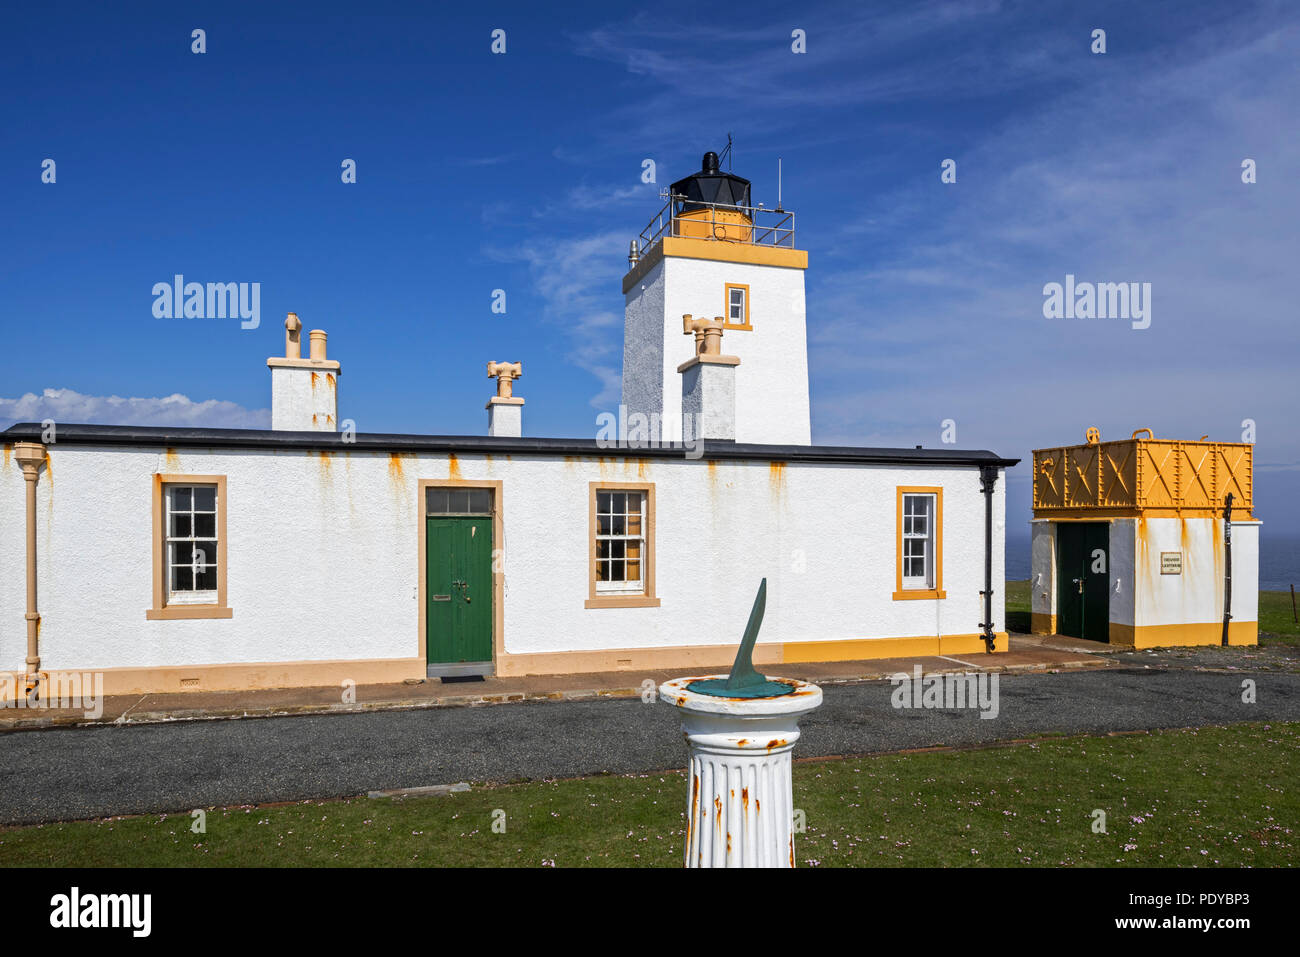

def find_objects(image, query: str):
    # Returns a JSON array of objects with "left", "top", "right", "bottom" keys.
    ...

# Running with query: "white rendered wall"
[
  {"left": 1108, "top": 520, "right": 1137, "bottom": 628},
  {"left": 487, "top": 403, "right": 522, "bottom": 437},
  {"left": 681, "top": 363, "right": 736, "bottom": 441},
  {"left": 1030, "top": 520, "right": 1056, "bottom": 623},
  {"left": 623, "top": 255, "right": 810, "bottom": 446},
  {"left": 271, "top": 367, "right": 338, "bottom": 431},
  {"left": 622, "top": 260, "right": 667, "bottom": 428},
  {"left": 1133, "top": 517, "right": 1258, "bottom": 628},
  {"left": 1, "top": 445, "right": 1004, "bottom": 674}
]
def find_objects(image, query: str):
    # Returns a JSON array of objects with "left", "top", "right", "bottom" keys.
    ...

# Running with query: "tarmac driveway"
[{"left": 0, "top": 660, "right": 1297, "bottom": 825}]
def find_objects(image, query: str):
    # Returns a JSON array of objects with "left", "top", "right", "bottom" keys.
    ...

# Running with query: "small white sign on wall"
[{"left": 1160, "top": 551, "right": 1183, "bottom": 575}]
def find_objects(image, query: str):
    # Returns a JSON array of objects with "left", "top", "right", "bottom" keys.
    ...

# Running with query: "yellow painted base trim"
[
  {"left": 8, "top": 631, "right": 1019, "bottom": 695},
  {"left": 1108, "top": 621, "right": 1257, "bottom": 648},
  {"left": 1030, "top": 612, "right": 1057, "bottom": 635},
  {"left": 31, "top": 657, "right": 427, "bottom": 697},
  {"left": 497, "top": 633, "right": 1009, "bottom": 676}
]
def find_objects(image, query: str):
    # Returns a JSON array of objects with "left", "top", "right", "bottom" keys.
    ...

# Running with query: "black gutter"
[
  {"left": 978, "top": 465, "right": 998, "bottom": 652},
  {"left": 1, "top": 423, "right": 1020, "bottom": 469}
]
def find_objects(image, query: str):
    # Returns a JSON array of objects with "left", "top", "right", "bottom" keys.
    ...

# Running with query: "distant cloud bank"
[{"left": 0, "top": 388, "right": 270, "bottom": 431}]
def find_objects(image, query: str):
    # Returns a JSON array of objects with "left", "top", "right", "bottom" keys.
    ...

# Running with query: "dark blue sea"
[{"left": 1005, "top": 532, "right": 1300, "bottom": 591}]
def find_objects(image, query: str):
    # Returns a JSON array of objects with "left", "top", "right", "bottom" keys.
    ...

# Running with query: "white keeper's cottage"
[{"left": 1, "top": 153, "right": 1017, "bottom": 695}]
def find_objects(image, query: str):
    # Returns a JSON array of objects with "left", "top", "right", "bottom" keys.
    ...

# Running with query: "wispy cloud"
[
  {"left": 487, "top": 231, "right": 628, "bottom": 409},
  {"left": 0, "top": 389, "right": 270, "bottom": 431},
  {"left": 570, "top": 2, "right": 1080, "bottom": 149}
]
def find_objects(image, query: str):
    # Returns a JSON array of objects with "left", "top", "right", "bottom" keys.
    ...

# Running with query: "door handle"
[{"left": 1073, "top": 577, "right": 1083, "bottom": 594}]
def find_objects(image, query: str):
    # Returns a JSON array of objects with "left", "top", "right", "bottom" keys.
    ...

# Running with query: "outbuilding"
[{"left": 1030, "top": 428, "right": 1258, "bottom": 647}]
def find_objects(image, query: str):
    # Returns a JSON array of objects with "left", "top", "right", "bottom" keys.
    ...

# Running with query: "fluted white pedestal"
[{"left": 660, "top": 675, "right": 822, "bottom": 868}]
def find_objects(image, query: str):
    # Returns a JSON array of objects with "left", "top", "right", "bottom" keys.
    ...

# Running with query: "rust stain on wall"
[
  {"left": 163, "top": 447, "right": 181, "bottom": 471},
  {"left": 2, "top": 444, "right": 10, "bottom": 468},
  {"left": 448, "top": 453, "right": 462, "bottom": 480},
  {"left": 1135, "top": 516, "right": 1153, "bottom": 600},
  {"left": 769, "top": 461, "right": 787, "bottom": 504},
  {"left": 635, "top": 457, "right": 649, "bottom": 480},
  {"left": 388, "top": 452, "right": 406, "bottom": 484},
  {"left": 310, "top": 372, "right": 319, "bottom": 390},
  {"left": 42, "top": 452, "right": 53, "bottom": 484},
  {"left": 326, "top": 373, "right": 336, "bottom": 391}
]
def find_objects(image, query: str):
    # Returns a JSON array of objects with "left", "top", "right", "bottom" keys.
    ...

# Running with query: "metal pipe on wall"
[
  {"left": 1222, "top": 492, "right": 1234, "bottom": 646},
  {"left": 13, "top": 442, "right": 46, "bottom": 679},
  {"left": 980, "top": 465, "right": 998, "bottom": 652}
]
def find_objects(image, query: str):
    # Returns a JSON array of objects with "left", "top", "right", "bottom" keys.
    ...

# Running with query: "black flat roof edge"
[{"left": 1, "top": 423, "right": 1019, "bottom": 468}]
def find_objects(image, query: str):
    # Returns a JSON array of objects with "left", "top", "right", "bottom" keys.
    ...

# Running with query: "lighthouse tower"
[{"left": 621, "top": 152, "right": 811, "bottom": 445}]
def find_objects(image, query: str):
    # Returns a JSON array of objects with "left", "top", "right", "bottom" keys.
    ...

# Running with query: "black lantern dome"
[{"left": 671, "top": 152, "right": 752, "bottom": 214}]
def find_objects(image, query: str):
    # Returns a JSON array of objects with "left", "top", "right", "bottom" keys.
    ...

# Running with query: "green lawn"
[
  {"left": 3, "top": 723, "right": 1296, "bottom": 867},
  {"left": 1259, "top": 588, "right": 1300, "bottom": 643},
  {"left": 1005, "top": 579, "right": 1031, "bottom": 633}
]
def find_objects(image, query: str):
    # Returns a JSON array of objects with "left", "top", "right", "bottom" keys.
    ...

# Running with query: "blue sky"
[{"left": 2, "top": 0, "right": 1297, "bottom": 533}]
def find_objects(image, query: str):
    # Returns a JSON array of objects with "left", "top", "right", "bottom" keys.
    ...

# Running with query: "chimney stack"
[
  {"left": 678, "top": 315, "right": 739, "bottom": 442},
  {"left": 267, "top": 313, "right": 341, "bottom": 431},
  {"left": 486, "top": 361, "right": 524, "bottom": 437}
]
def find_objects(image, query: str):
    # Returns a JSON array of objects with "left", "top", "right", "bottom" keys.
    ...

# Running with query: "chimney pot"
[
  {"left": 486, "top": 361, "right": 524, "bottom": 437},
  {"left": 309, "top": 330, "right": 328, "bottom": 361},
  {"left": 285, "top": 313, "right": 302, "bottom": 359}
]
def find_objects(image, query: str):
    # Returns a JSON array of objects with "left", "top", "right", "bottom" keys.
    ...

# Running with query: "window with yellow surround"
[
  {"left": 893, "top": 486, "right": 945, "bottom": 600},
  {"left": 586, "top": 482, "right": 660, "bottom": 608},
  {"left": 724, "top": 283, "right": 750, "bottom": 329}
]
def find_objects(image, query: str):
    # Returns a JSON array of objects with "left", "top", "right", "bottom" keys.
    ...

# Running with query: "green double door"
[
  {"left": 426, "top": 517, "right": 493, "bottom": 667},
  {"left": 1056, "top": 522, "right": 1110, "bottom": 643}
]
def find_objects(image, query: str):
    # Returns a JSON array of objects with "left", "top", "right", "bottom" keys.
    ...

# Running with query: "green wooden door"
[
  {"left": 1056, "top": 522, "right": 1110, "bottom": 642},
  {"left": 426, "top": 516, "right": 493, "bottom": 665}
]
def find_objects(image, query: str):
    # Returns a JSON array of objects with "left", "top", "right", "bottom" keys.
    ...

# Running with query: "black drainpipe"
[
  {"left": 1221, "top": 492, "right": 1234, "bottom": 646},
  {"left": 979, "top": 465, "right": 998, "bottom": 652}
]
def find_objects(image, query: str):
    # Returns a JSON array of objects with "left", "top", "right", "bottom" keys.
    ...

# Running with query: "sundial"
[{"left": 686, "top": 579, "right": 796, "bottom": 698}]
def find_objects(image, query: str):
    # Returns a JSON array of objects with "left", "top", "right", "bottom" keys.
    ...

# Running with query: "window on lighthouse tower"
[{"left": 724, "top": 283, "right": 750, "bottom": 329}]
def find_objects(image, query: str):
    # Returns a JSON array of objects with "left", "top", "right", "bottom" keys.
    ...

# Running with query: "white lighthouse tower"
[{"left": 621, "top": 151, "right": 811, "bottom": 445}]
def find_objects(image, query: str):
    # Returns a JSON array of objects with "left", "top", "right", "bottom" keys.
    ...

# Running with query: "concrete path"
[
  {"left": 0, "top": 650, "right": 1296, "bottom": 825},
  {"left": 0, "top": 637, "right": 1106, "bottom": 732}
]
